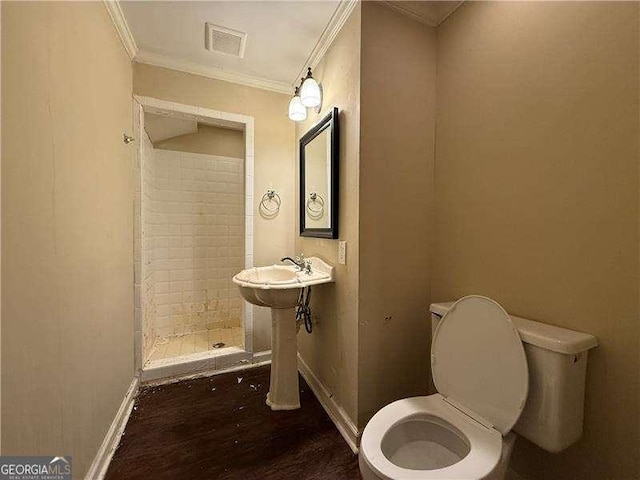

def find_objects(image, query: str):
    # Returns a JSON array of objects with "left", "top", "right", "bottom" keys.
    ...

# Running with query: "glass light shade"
[
  {"left": 300, "top": 77, "right": 321, "bottom": 108},
  {"left": 288, "top": 95, "right": 307, "bottom": 122}
]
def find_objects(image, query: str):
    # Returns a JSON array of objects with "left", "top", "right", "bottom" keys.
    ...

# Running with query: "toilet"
[{"left": 359, "top": 296, "right": 598, "bottom": 480}]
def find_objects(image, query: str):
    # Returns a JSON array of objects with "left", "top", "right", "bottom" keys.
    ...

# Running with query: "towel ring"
[
  {"left": 260, "top": 189, "right": 281, "bottom": 216},
  {"left": 306, "top": 192, "right": 325, "bottom": 218}
]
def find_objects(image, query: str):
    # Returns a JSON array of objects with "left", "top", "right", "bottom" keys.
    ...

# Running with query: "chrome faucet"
[{"left": 281, "top": 254, "right": 312, "bottom": 274}]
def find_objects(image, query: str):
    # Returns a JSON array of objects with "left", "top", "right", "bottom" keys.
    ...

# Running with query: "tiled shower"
[{"left": 137, "top": 126, "right": 246, "bottom": 365}]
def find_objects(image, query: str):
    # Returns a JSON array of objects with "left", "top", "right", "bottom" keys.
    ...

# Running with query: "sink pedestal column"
[{"left": 265, "top": 307, "right": 300, "bottom": 410}]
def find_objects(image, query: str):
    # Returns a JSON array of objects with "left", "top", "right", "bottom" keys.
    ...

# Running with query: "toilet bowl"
[
  {"left": 359, "top": 296, "right": 529, "bottom": 480},
  {"left": 359, "top": 395, "right": 519, "bottom": 480}
]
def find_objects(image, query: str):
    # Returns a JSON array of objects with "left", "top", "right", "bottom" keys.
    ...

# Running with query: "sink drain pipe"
[{"left": 296, "top": 286, "right": 313, "bottom": 334}]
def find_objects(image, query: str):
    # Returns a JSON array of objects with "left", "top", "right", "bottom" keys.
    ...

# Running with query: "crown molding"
[
  {"left": 379, "top": 1, "right": 464, "bottom": 28},
  {"left": 379, "top": 1, "right": 438, "bottom": 27},
  {"left": 438, "top": 2, "right": 465, "bottom": 26},
  {"left": 103, "top": 0, "right": 138, "bottom": 60},
  {"left": 104, "top": 0, "right": 357, "bottom": 95},
  {"left": 292, "top": 0, "right": 359, "bottom": 86},
  {"left": 134, "top": 50, "right": 292, "bottom": 95}
]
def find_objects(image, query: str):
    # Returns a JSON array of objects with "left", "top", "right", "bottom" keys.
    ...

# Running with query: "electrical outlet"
[{"left": 338, "top": 241, "right": 347, "bottom": 265}]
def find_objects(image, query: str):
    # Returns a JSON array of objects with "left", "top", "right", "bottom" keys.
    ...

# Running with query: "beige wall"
[
  {"left": 357, "top": 2, "right": 437, "bottom": 428},
  {"left": 155, "top": 124, "right": 245, "bottom": 158},
  {"left": 435, "top": 3, "right": 639, "bottom": 479},
  {"left": 1, "top": 2, "right": 134, "bottom": 477},
  {"left": 295, "top": 5, "right": 361, "bottom": 426},
  {"left": 134, "top": 63, "right": 295, "bottom": 352}
]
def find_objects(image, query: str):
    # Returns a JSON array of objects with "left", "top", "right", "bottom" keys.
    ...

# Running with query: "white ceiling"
[
  {"left": 121, "top": 1, "right": 340, "bottom": 89},
  {"left": 144, "top": 113, "right": 197, "bottom": 143}
]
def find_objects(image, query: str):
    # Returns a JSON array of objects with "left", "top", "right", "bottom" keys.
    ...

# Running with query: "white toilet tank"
[{"left": 429, "top": 302, "right": 598, "bottom": 453}]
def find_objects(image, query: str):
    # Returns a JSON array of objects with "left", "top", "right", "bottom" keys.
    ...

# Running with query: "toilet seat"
[
  {"left": 431, "top": 296, "right": 529, "bottom": 435},
  {"left": 360, "top": 394, "right": 503, "bottom": 480}
]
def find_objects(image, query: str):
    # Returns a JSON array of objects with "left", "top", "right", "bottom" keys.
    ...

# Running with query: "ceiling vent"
[{"left": 205, "top": 23, "right": 247, "bottom": 58}]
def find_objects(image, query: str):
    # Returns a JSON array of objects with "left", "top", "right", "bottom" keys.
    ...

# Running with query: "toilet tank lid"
[{"left": 430, "top": 302, "right": 598, "bottom": 355}]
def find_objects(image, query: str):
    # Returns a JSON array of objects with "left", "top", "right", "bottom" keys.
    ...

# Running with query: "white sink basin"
[
  {"left": 236, "top": 266, "right": 298, "bottom": 285},
  {"left": 231, "top": 256, "right": 334, "bottom": 410},
  {"left": 233, "top": 257, "right": 334, "bottom": 290},
  {"left": 233, "top": 267, "right": 299, "bottom": 308},
  {"left": 233, "top": 257, "right": 334, "bottom": 309}
]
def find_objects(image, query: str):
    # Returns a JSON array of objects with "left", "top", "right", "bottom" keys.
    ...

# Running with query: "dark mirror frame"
[{"left": 299, "top": 107, "right": 339, "bottom": 239}]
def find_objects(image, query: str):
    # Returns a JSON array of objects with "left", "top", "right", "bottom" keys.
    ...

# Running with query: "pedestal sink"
[{"left": 232, "top": 257, "right": 334, "bottom": 410}]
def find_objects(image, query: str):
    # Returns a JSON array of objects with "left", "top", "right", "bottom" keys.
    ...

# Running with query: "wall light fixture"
[
  {"left": 288, "top": 86, "right": 307, "bottom": 122},
  {"left": 288, "top": 67, "right": 322, "bottom": 122}
]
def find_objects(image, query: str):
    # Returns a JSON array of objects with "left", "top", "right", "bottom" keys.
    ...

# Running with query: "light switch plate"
[{"left": 338, "top": 241, "right": 346, "bottom": 265}]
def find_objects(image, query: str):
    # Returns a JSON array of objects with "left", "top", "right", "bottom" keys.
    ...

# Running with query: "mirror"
[{"left": 300, "top": 107, "right": 339, "bottom": 238}]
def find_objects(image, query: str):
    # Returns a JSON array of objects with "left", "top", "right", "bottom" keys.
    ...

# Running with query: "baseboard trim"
[
  {"left": 85, "top": 377, "right": 139, "bottom": 480},
  {"left": 297, "top": 354, "right": 360, "bottom": 453}
]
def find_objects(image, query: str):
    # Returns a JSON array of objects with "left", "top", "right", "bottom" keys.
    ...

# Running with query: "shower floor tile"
[{"left": 148, "top": 326, "right": 244, "bottom": 363}]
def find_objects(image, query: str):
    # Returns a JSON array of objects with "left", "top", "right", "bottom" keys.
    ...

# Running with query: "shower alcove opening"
[{"left": 133, "top": 96, "right": 257, "bottom": 382}]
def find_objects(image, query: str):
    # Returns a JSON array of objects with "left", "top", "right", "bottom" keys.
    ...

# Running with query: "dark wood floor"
[{"left": 105, "top": 365, "right": 361, "bottom": 480}]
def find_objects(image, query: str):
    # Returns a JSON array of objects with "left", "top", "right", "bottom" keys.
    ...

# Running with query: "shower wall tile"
[
  {"left": 148, "top": 149, "right": 245, "bottom": 337},
  {"left": 140, "top": 130, "right": 156, "bottom": 365}
]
